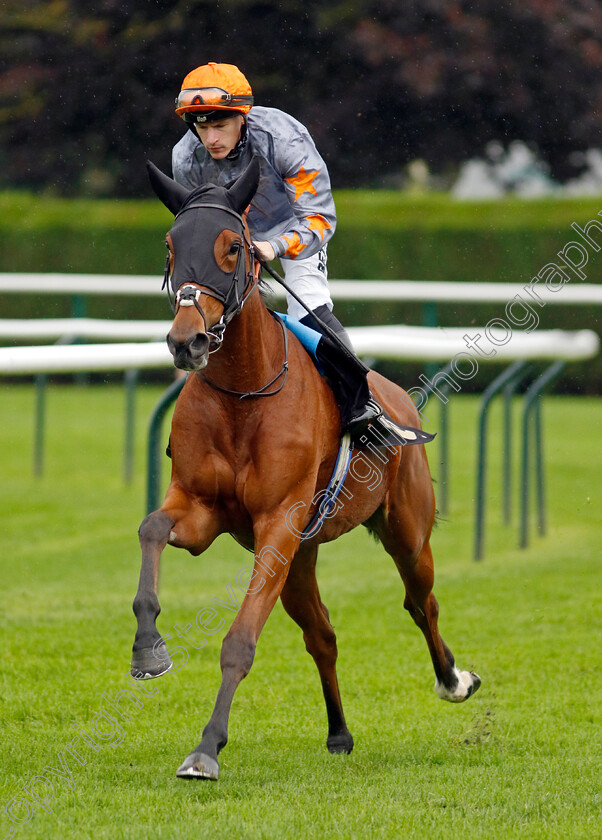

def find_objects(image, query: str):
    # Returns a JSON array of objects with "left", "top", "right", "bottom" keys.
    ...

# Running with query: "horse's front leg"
[
  {"left": 130, "top": 509, "right": 175, "bottom": 679},
  {"left": 130, "top": 488, "right": 221, "bottom": 680},
  {"left": 176, "top": 514, "right": 303, "bottom": 780}
]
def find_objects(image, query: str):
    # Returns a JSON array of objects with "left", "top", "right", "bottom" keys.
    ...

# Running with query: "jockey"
[{"left": 172, "top": 62, "right": 385, "bottom": 439}]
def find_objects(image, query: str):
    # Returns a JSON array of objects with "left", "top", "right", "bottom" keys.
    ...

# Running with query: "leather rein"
[{"left": 201, "top": 312, "right": 289, "bottom": 400}]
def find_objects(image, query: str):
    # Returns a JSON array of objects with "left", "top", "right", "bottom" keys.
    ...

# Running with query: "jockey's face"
[{"left": 195, "top": 115, "right": 244, "bottom": 159}]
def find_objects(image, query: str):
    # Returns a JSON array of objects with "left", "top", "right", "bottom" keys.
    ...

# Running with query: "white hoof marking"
[{"left": 435, "top": 667, "right": 480, "bottom": 702}]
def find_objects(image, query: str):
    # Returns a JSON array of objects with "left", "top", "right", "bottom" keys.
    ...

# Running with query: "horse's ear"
[
  {"left": 226, "top": 156, "right": 261, "bottom": 214},
  {"left": 146, "top": 161, "right": 191, "bottom": 216}
]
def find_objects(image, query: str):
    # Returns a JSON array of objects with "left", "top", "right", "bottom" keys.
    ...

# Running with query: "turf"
[{"left": 0, "top": 384, "right": 600, "bottom": 840}]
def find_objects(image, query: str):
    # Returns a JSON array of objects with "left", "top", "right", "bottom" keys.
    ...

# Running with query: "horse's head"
[{"left": 148, "top": 158, "right": 261, "bottom": 371}]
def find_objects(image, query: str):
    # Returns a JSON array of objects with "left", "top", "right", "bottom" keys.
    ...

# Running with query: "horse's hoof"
[
  {"left": 435, "top": 668, "right": 481, "bottom": 702},
  {"left": 130, "top": 642, "right": 173, "bottom": 680},
  {"left": 469, "top": 671, "right": 482, "bottom": 697},
  {"left": 176, "top": 752, "right": 219, "bottom": 780},
  {"left": 327, "top": 732, "right": 354, "bottom": 754}
]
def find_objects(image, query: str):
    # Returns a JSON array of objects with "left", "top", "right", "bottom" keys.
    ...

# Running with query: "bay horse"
[{"left": 131, "top": 158, "right": 480, "bottom": 780}]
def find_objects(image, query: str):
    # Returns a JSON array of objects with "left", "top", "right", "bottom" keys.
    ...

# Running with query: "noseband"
[{"left": 173, "top": 284, "right": 227, "bottom": 353}]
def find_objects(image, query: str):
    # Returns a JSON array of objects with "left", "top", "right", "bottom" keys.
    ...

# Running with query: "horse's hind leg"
[
  {"left": 378, "top": 448, "right": 481, "bottom": 702},
  {"left": 280, "top": 546, "right": 354, "bottom": 754},
  {"left": 395, "top": 539, "right": 480, "bottom": 702}
]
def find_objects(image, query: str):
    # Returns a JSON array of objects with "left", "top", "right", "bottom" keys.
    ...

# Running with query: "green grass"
[{"left": 0, "top": 385, "right": 600, "bottom": 839}]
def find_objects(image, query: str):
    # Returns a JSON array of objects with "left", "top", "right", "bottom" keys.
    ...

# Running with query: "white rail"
[
  {"left": 0, "top": 342, "right": 173, "bottom": 374},
  {"left": 0, "top": 317, "right": 172, "bottom": 340},
  {"left": 1, "top": 272, "right": 602, "bottom": 305},
  {"left": 0, "top": 327, "right": 598, "bottom": 375},
  {"left": 349, "top": 326, "right": 600, "bottom": 362}
]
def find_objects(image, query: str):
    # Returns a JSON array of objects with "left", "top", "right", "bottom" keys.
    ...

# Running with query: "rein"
[
  {"left": 257, "top": 258, "right": 369, "bottom": 374},
  {"left": 201, "top": 312, "right": 289, "bottom": 400}
]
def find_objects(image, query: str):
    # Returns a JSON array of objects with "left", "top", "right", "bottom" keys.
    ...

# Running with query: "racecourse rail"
[
  {"left": 0, "top": 321, "right": 597, "bottom": 368},
  {"left": 1, "top": 272, "right": 600, "bottom": 561},
  {"left": 1, "top": 271, "right": 602, "bottom": 305}
]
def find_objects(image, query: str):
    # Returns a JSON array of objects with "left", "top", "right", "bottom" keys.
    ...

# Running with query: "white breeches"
[{"left": 281, "top": 247, "right": 332, "bottom": 320}]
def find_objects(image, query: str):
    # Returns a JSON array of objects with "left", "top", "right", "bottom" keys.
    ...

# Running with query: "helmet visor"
[{"left": 175, "top": 87, "right": 254, "bottom": 117}]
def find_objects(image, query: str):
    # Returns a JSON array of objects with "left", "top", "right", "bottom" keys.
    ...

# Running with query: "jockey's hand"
[{"left": 253, "top": 241, "right": 275, "bottom": 262}]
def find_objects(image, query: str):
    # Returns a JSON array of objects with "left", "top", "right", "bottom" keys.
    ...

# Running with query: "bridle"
[
  {"left": 163, "top": 200, "right": 257, "bottom": 351},
  {"left": 164, "top": 200, "right": 289, "bottom": 398}
]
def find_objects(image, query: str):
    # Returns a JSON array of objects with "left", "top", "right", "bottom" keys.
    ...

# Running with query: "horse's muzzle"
[{"left": 167, "top": 331, "right": 210, "bottom": 371}]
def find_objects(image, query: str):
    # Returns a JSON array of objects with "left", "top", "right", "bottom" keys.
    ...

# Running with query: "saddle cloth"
[{"left": 274, "top": 312, "right": 435, "bottom": 449}]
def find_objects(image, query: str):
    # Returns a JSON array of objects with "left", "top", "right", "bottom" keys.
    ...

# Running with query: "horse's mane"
[{"left": 258, "top": 271, "right": 276, "bottom": 306}]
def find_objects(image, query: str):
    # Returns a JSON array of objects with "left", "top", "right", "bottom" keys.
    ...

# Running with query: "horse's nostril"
[
  {"left": 166, "top": 331, "right": 209, "bottom": 370},
  {"left": 190, "top": 333, "right": 209, "bottom": 354}
]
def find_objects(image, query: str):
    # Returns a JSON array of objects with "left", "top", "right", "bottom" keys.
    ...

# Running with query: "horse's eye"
[{"left": 229, "top": 241, "right": 241, "bottom": 255}]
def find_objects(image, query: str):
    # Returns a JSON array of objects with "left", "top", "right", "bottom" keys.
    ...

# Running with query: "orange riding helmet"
[{"left": 175, "top": 62, "right": 254, "bottom": 124}]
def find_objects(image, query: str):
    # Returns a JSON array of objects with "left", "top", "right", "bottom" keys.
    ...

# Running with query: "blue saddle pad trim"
[{"left": 274, "top": 312, "right": 324, "bottom": 372}]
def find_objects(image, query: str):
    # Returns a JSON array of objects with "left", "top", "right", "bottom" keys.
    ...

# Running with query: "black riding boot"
[{"left": 299, "top": 305, "right": 382, "bottom": 437}]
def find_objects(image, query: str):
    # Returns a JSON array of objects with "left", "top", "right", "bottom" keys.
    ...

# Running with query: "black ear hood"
[
  {"left": 159, "top": 158, "right": 261, "bottom": 308},
  {"left": 146, "top": 161, "right": 191, "bottom": 215},
  {"left": 147, "top": 157, "right": 260, "bottom": 218}
]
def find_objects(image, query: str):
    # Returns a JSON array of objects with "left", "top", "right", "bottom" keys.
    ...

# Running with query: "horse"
[{"left": 130, "top": 157, "right": 481, "bottom": 780}]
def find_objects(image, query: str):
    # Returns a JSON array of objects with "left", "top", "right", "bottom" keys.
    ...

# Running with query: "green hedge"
[{"left": 1, "top": 191, "right": 601, "bottom": 392}]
